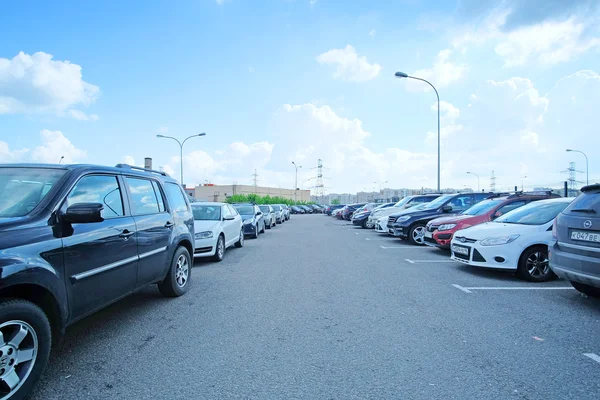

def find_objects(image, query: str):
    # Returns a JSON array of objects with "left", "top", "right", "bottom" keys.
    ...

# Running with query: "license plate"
[
  {"left": 425, "top": 231, "right": 433, "bottom": 239},
  {"left": 452, "top": 245, "right": 469, "bottom": 256},
  {"left": 571, "top": 230, "right": 600, "bottom": 243}
]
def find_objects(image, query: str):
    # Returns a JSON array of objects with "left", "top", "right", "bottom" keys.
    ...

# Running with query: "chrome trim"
[
  {"left": 558, "top": 241, "right": 600, "bottom": 253},
  {"left": 72, "top": 255, "right": 139, "bottom": 281},
  {"left": 139, "top": 246, "right": 168, "bottom": 260}
]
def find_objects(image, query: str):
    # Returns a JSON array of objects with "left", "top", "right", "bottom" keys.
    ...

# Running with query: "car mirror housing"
[
  {"left": 442, "top": 204, "right": 453, "bottom": 212},
  {"left": 64, "top": 203, "right": 105, "bottom": 223}
]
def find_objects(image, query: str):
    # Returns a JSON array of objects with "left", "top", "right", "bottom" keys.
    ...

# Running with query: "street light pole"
[
  {"left": 292, "top": 161, "right": 301, "bottom": 203},
  {"left": 566, "top": 149, "right": 589, "bottom": 185},
  {"left": 58, "top": 156, "right": 64, "bottom": 164},
  {"left": 521, "top": 176, "right": 527, "bottom": 191},
  {"left": 395, "top": 71, "right": 440, "bottom": 192},
  {"left": 157, "top": 133, "right": 206, "bottom": 185},
  {"left": 466, "top": 172, "right": 480, "bottom": 192}
]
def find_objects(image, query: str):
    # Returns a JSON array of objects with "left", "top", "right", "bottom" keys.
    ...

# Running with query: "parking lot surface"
[{"left": 32, "top": 215, "right": 600, "bottom": 399}]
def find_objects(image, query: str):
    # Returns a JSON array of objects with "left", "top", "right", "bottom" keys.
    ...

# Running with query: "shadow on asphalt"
[{"left": 453, "top": 264, "right": 524, "bottom": 282}]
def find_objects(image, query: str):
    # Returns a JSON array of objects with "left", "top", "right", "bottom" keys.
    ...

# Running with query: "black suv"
[
  {"left": 388, "top": 192, "right": 491, "bottom": 245},
  {"left": 0, "top": 163, "right": 194, "bottom": 399}
]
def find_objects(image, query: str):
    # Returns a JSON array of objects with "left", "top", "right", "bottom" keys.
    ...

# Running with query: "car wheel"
[
  {"left": 571, "top": 281, "right": 600, "bottom": 297},
  {"left": 253, "top": 225, "right": 259, "bottom": 239},
  {"left": 360, "top": 220, "right": 367, "bottom": 229},
  {"left": 266, "top": 220, "right": 271, "bottom": 229},
  {"left": 212, "top": 235, "right": 225, "bottom": 262},
  {"left": 516, "top": 246, "right": 556, "bottom": 282},
  {"left": 234, "top": 229, "right": 244, "bottom": 248},
  {"left": 260, "top": 221, "right": 265, "bottom": 234},
  {"left": 158, "top": 246, "right": 191, "bottom": 297},
  {"left": 408, "top": 224, "right": 426, "bottom": 245},
  {"left": 0, "top": 300, "right": 51, "bottom": 400}
]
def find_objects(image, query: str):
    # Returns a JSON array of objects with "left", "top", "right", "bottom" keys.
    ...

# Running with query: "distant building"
[{"left": 193, "top": 184, "right": 311, "bottom": 203}]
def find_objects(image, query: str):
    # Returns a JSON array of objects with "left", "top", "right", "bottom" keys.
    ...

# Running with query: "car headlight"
[
  {"left": 243, "top": 219, "right": 253, "bottom": 225},
  {"left": 395, "top": 216, "right": 411, "bottom": 223},
  {"left": 438, "top": 223, "right": 457, "bottom": 231},
  {"left": 195, "top": 231, "right": 213, "bottom": 239},
  {"left": 479, "top": 234, "right": 520, "bottom": 246}
]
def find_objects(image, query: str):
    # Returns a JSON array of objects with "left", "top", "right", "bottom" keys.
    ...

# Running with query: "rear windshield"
[
  {"left": 563, "top": 190, "right": 600, "bottom": 214},
  {"left": 495, "top": 201, "right": 570, "bottom": 225},
  {"left": 0, "top": 167, "right": 66, "bottom": 217},
  {"left": 462, "top": 199, "right": 503, "bottom": 216}
]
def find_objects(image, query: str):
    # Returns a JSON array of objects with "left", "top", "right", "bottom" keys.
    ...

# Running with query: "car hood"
[
  {"left": 429, "top": 214, "right": 484, "bottom": 226},
  {"left": 353, "top": 211, "right": 371, "bottom": 218},
  {"left": 240, "top": 214, "right": 255, "bottom": 221},
  {"left": 371, "top": 207, "right": 402, "bottom": 218},
  {"left": 193, "top": 220, "right": 220, "bottom": 232},
  {"left": 455, "top": 221, "right": 540, "bottom": 239}
]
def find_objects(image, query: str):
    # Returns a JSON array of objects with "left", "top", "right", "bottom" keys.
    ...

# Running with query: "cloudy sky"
[{"left": 1, "top": 0, "right": 599, "bottom": 193}]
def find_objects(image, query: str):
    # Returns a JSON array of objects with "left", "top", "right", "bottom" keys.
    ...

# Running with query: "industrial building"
[{"left": 193, "top": 184, "right": 311, "bottom": 203}]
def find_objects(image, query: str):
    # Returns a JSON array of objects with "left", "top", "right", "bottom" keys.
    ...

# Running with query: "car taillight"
[{"left": 552, "top": 219, "right": 557, "bottom": 241}]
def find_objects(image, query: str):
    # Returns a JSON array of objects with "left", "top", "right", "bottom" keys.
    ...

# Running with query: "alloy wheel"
[
  {"left": 412, "top": 226, "right": 426, "bottom": 244},
  {"left": 217, "top": 237, "right": 225, "bottom": 259},
  {"left": 0, "top": 321, "right": 38, "bottom": 399},
  {"left": 175, "top": 254, "right": 189, "bottom": 287},
  {"left": 526, "top": 251, "right": 549, "bottom": 277}
]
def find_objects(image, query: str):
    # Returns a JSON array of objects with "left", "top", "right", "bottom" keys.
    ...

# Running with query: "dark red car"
[{"left": 424, "top": 191, "right": 560, "bottom": 249}]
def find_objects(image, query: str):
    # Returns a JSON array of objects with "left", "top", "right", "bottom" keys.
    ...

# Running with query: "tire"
[
  {"left": 360, "top": 220, "right": 367, "bottom": 229},
  {"left": 260, "top": 221, "right": 265, "bottom": 234},
  {"left": 266, "top": 219, "right": 271, "bottom": 229},
  {"left": 158, "top": 246, "right": 191, "bottom": 297},
  {"left": 253, "top": 225, "right": 259, "bottom": 239},
  {"left": 0, "top": 299, "right": 52, "bottom": 400},
  {"left": 571, "top": 281, "right": 600, "bottom": 297},
  {"left": 516, "top": 245, "right": 556, "bottom": 282},
  {"left": 212, "top": 235, "right": 225, "bottom": 262},
  {"left": 234, "top": 229, "right": 244, "bottom": 248},
  {"left": 408, "top": 224, "right": 426, "bottom": 245}
]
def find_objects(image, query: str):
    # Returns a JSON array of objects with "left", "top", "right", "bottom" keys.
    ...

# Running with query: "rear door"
[{"left": 124, "top": 177, "right": 172, "bottom": 286}]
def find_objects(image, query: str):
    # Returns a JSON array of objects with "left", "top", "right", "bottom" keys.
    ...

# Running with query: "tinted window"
[
  {"left": 496, "top": 201, "right": 570, "bottom": 225},
  {"left": 462, "top": 199, "right": 503, "bottom": 216},
  {"left": 259, "top": 205, "right": 270, "bottom": 213},
  {"left": 496, "top": 200, "right": 527, "bottom": 217},
  {"left": 126, "top": 178, "right": 160, "bottom": 215},
  {"left": 66, "top": 175, "right": 124, "bottom": 219},
  {"left": 448, "top": 195, "right": 474, "bottom": 211},
  {"left": 0, "top": 167, "right": 66, "bottom": 217},
  {"left": 394, "top": 197, "right": 413, "bottom": 208},
  {"left": 424, "top": 195, "right": 454, "bottom": 210},
  {"left": 234, "top": 205, "right": 254, "bottom": 215},
  {"left": 164, "top": 183, "right": 189, "bottom": 212},
  {"left": 564, "top": 190, "right": 600, "bottom": 214},
  {"left": 152, "top": 181, "right": 166, "bottom": 212},
  {"left": 191, "top": 204, "right": 221, "bottom": 221}
]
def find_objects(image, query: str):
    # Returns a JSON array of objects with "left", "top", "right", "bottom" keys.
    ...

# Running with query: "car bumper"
[
  {"left": 243, "top": 224, "right": 257, "bottom": 235},
  {"left": 550, "top": 242, "right": 600, "bottom": 286},
  {"left": 424, "top": 230, "right": 453, "bottom": 249},
  {"left": 390, "top": 224, "right": 409, "bottom": 238},
  {"left": 450, "top": 242, "right": 519, "bottom": 270},
  {"left": 193, "top": 237, "right": 217, "bottom": 257}
]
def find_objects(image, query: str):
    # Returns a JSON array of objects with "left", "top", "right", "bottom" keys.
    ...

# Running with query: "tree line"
[{"left": 225, "top": 194, "right": 315, "bottom": 205}]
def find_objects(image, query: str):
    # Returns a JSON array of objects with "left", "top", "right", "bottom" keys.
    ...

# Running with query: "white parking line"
[
  {"left": 380, "top": 245, "right": 408, "bottom": 249},
  {"left": 379, "top": 245, "right": 436, "bottom": 249},
  {"left": 365, "top": 238, "right": 392, "bottom": 241},
  {"left": 405, "top": 258, "right": 456, "bottom": 264},
  {"left": 584, "top": 353, "right": 600, "bottom": 364},
  {"left": 452, "top": 285, "right": 574, "bottom": 293}
]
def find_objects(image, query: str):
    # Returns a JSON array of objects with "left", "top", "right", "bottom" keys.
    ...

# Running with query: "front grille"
[
  {"left": 438, "top": 233, "right": 452, "bottom": 240},
  {"left": 388, "top": 216, "right": 398, "bottom": 224},
  {"left": 472, "top": 249, "right": 486, "bottom": 262},
  {"left": 454, "top": 236, "right": 476, "bottom": 244},
  {"left": 453, "top": 251, "right": 469, "bottom": 260},
  {"left": 194, "top": 246, "right": 212, "bottom": 254}
]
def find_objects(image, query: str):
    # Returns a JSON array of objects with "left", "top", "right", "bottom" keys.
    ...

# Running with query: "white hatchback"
[
  {"left": 450, "top": 197, "right": 573, "bottom": 282},
  {"left": 191, "top": 202, "right": 244, "bottom": 262}
]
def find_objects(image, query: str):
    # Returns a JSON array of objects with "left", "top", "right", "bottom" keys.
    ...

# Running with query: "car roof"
[{"left": 531, "top": 197, "right": 573, "bottom": 205}]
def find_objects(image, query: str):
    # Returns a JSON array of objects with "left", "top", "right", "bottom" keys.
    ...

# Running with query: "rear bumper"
[{"left": 550, "top": 243, "right": 600, "bottom": 286}]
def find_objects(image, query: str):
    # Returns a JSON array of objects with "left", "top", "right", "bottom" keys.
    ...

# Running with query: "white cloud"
[
  {"left": 426, "top": 101, "right": 463, "bottom": 144},
  {"left": 123, "top": 156, "right": 137, "bottom": 166},
  {"left": 31, "top": 130, "right": 87, "bottom": 164},
  {"left": 0, "top": 51, "right": 99, "bottom": 116},
  {"left": 405, "top": 49, "right": 466, "bottom": 91},
  {"left": 67, "top": 109, "right": 99, "bottom": 121},
  {"left": 317, "top": 45, "right": 381, "bottom": 82}
]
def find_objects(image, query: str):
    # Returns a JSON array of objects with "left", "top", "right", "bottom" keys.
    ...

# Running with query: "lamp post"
[
  {"left": 395, "top": 71, "right": 441, "bottom": 192},
  {"left": 292, "top": 161, "right": 302, "bottom": 203},
  {"left": 566, "top": 149, "right": 589, "bottom": 185},
  {"left": 521, "top": 176, "right": 527, "bottom": 192},
  {"left": 157, "top": 133, "right": 206, "bottom": 185},
  {"left": 58, "top": 156, "right": 64, "bottom": 164},
  {"left": 466, "top": 172, "right": 480, "bottom": 192}
]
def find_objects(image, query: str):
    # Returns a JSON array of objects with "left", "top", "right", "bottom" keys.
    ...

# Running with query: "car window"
[
  {"left": 191, "top": 204, "right": 221, "bottom": 221},
  {"left": 152, "top": 181, "right": 166, "bottom": 212},
  {"left": 164, "top": 182, "right": 189, "bottom": 212},
  {"left": 462, "top": 199, "right": 503, "bottom": 216},
  {"left": 496, "top": 201, "right": 570, "bottom": 225},
  {"left": 234, "top": 205, "right": 254, "bottom": 215},
  {"left": 126, "top": 177, "right": 161, "bottom": 215},
  {"left": 496, "top": 200, "right": 527, "bottom": 217},
  {"left": 0, "top": 167, "right": 66, "bottom": 218},
  {"left": 564, "top": 189, "right": 600, "bottom": 214},
  {"left": 65, "top": 175, "right": 124, "bottom": 219},
  {"left": 448, "top": 195, "right": 473, "bottom": 211},
  {"left": 424, "top": 195, "right": 454, "bottom": 209}
]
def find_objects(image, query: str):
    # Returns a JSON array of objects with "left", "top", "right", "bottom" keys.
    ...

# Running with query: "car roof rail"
[
  {"left": 485, "top": 192, "right": 511, "bottom": 199},
  {"left": 115, "top": 164, "right": 168, "bottom": 176},
  {"left": 507, "top": 190, "right": 555, "bottom": 198}
]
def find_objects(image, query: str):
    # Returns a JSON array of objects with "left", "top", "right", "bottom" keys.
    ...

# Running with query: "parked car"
[
  {"left": 0, "top": 163, "right": 195, "bottom": 400},
  {"left": 351, "top": 203, "right": 386, "bottom": 228},
  {"left": 388, "top": 193, "right": 492, "bottom": 244},
  {"left": 550, "top": 184, "right": 600, "bottom": 296},
  {"left": 191, "top": 202, "right": 244, "bottom": 261},
  {"left": 259, "top": 205, "right": 277, "bottom": 228},
  {"left": 425, "top": 191, "right": 560, "bottom": 249},
  {"left": 367, "top": 194, "right": 442, "bottom": 228},
  {"left": 299, "top": 205, "right": 313, "bottom": 214},
  {"left": 325, "top": 204, "right": 345, "bottom": 215},
  {"left": 282, "top": 204, "right": 291, "bottom": 220},
  {"left": 291, "top": 205, "right": 305, "bottom": 214},
  {"left": 375, "top": 203, "right": 431, "bottom": 233},
  {"left": 273, "top": 204, "right": 287, "bottom": 223},
  {"left": 451, "top": 197, "right": 573, "bottom": 282},
  {"left": 332, "top": 208, "right": 344, "bottom": 218},
  {"left": 307, "top": 204, "right": 322, "bottom": 213},
  {"left": 342, "top": 203, "right": 366, "bottom": 220},
  {"left": 232, "top": 203, "right": 266, "bottom": 238}
]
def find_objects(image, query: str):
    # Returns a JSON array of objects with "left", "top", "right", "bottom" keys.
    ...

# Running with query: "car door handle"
[
  {"left": 164, "top": 221, "right": 174, "bottom": 228},
  {"left": 119, "top": 230, "right": 135, "bottom": 239}
]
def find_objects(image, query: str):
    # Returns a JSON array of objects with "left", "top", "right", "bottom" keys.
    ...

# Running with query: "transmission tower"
[
  {"left": 562, "top": 162, "right": 583, "bottom": 196},
  {"left": 251, "top": 169, "right": 259, "bottom": 193},
  {"left": 490, "top": 170, "right": 496, "bottom": 192}
]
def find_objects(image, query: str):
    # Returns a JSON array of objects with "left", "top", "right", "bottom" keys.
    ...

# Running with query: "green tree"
[{"left": 331, "top": 199, "right": 340, "bottom": 205}]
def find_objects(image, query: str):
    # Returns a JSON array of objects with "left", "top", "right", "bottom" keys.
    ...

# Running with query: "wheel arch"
[
  {"left": 177, "top": 239, "right": 194, "bottom": 260},
  {"left": 519, "top": 243, "right": 549, "bottom": 263}
]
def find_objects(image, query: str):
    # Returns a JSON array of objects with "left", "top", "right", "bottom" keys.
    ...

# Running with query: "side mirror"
[
  {"left": 256, "top": 211, "right": 262, "bottom": 216},
  {"left": 223, "top": 215, "right": 235, "bottom": 221},
  {"left": 64, "top": 203, "right": 104, "bottom": 223},
  {"left": 442, "top": 204, "right": 453, "bottom": 212},
  {"left": 491, "top": 211, "right": 502, "bottom": 219}
]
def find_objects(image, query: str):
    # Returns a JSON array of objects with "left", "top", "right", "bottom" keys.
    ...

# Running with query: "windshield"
[
  {"left": 423, "top": 195, "right": 454, "bottom": 210},
  {"left": 0, "top": 167, "right": 66, "bottom": 218},
  {"left": 234, "top": 205, "right": 255, "bottom": 215},
  {"left": 462, "top": 199, "right": 502, "bottom": 216},
  {"left": 393, "top": 197, "right": 413, "bottom": 208},
  {"left": 191, "top": 205, "right": 221, "bottom": 221},
  {"left": 495, "top": 201, "right": 570, "bottom": 225},
  {"left": 259, "top": 205, "right": 270, "bottom": 212},
  {"left": 273, "top": 205, "right": 282, "bottom": 211}
]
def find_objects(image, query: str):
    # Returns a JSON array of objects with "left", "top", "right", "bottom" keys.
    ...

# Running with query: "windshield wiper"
[{"left": 571, "top": 208, "right": 597, "bottom": 214}]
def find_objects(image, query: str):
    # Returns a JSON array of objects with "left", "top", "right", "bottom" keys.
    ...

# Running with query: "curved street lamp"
[
  {"left": 566, "top": 149, "right": 589, "bottom": 185},
  {"left": 466, "top": 172, "right": 480, "bottom": 192},
  {"left": 157, "top": 133, "right": 206, "bottom": 184},
  {"left": 395, "top": 71, "right": 440, "bottom": 192}
]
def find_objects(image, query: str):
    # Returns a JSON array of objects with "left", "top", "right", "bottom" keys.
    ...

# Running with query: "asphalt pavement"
[{"left": 31, "top": 215, "right": 600, "bottom": 399}]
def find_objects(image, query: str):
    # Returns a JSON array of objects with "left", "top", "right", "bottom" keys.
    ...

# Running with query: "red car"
[{"left": 424, "top": 191, "right": 560, "bottom": 249}]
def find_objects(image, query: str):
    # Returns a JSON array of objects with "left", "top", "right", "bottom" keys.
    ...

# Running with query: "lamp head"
[{"left": 395, "top": 71, "right": 409, "bottom": 78}]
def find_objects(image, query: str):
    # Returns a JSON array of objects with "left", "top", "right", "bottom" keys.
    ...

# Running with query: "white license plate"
[
  {"left": 452, "top": 245, "right": 469, "bottom": 256},
  {"left": 425, "top": 231, "right": 433, "bottom": 239},
  {"left": 571, "top": 230, "right": 600, "bottom": 243}
]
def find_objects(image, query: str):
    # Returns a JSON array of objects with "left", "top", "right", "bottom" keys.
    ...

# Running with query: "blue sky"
[{"left": 1, "top": 0, "right": 599, "bottom": 193}]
